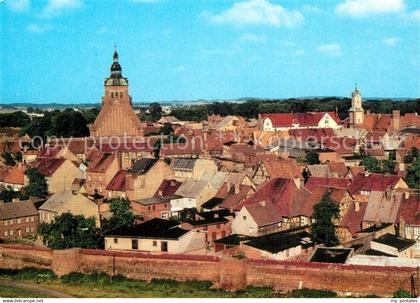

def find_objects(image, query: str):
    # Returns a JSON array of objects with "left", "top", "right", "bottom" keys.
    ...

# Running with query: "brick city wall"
[{"left": 0, "top": 244, "right": 417, "bottom": 296}]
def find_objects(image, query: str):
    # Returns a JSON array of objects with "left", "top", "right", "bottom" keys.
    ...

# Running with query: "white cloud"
[
  {"left": 239, "top": 33, "right": 266, "bottom": 43},
  {"left": 202, "top": 0, "right": 304, "bottom": 27},
  {"left": 26, "top": 23, "right": 51, "bottom": 33},
  {"left": 41, "top": 0, "right": 83, "bottom": 18},
  {"left": 316, "top": 43, "right": 342, "bottom": 57},
  {"left": 5, "top": 0, "right": 30, "bottom": 12},
  {"left": 336, "top": 0, "right": 405, "bottom": 17},
  {"left": 409, "top": 9, "right": 420, "bottom": 21},
  {"left": 382, "top": 37, "right": 402, "bottom": 47}
]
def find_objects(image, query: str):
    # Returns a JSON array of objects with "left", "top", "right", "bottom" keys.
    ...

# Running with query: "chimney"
[
  {"left": 354, "top": 201, "right": 360, "bottom": 212},
  {"left": 158, "top": 190, "right": 163, "bottom": 197},
  {"left": 404, "top": 191, "right": 410, "bottom": 199},
  {"left": 392, "top": 110, "right": 400, "bottom": 131},
  {"left": 234, "top": 184, "right": 240, "bottom": 194},
  {"left": 366, "top": 110, "right": 371, "bottom": 115},
  {"left": 259, "top": 200, "right": 266, "bottom": 207},
  {"left": 385, "top": 186, "right": 392, "bottom": 200}
]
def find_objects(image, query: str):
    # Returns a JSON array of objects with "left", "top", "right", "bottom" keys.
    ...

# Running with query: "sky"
[{"left": 1, "top": 0, "right": 419, "bottom": 104}]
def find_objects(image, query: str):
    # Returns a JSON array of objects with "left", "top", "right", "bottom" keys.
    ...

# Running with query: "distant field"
[{"left": 0, "top": 285, "right": 49, "bottom": 298}]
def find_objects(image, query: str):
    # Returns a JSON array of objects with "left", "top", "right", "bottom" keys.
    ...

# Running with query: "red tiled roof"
[
  {"left": 397, "top": 194, "right": 420, "bottom": 225},
  {"left": 87, "top": 153, "right": 116, "bottom": 173},
  {"left": 106, "top": 170, "right": 127, "bottom": 191},
  {"left": 38, "top": 146, "right": 62, "bottom": 158},
  {"left": 327, "top": 162, "right": 348, "bottom": 177},
  {"left": 260, "top": 159, "right": 302, "bottom": 180},
  {"left": 305, "top": 177, "right": 350, "bottom": 192},
  {"left": 348, "top": 173, "right": 403, "bottom": 195},
  {"left": 32, "top": 158, "right": 66, "bottom": 176},
  {"left": 244, "top": 202, "right": 283, "bottom": 226},
  {"left": 216, "top": 183, "right": 253, "bottom": 210},
  {"left": 99, "top": 141, "right": 155, "bottom": 153},
  {"left": 3, "top": 164, "right": 25, "bottom": 185},
  {"left": 153, "top": 179, "right": 183, "bottom": 197},
  {"left": 340, "top": 202, "right": 367, "bottom": 236},
  {"left": 261, "top": 111, "right": 341, "bottom": 127},
  {"left": 240, "top": 178, "right": 325, "bottom": 218},
  {"left": 160, "top": 143, "right": 202, "bottom": 157},
  {"left": 289, "top": 128, "right": 335, "bottom": 141}
]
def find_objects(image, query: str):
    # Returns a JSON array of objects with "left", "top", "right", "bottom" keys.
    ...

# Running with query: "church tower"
[
  {"left": 89, "top": 48, "right": 143, "bottom": 137},
  {"left": 348, "top": 84, "right": 364, "bottom": 128}
]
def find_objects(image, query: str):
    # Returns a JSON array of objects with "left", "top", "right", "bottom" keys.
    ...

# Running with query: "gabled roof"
[
  {"left": 363, "top": 191, "right": 403, "bottom": 224},
  {"left": 240, "top": 178, "right": 325, "bottom": 218},
  {"left": 104, "top": 218, "right": 189, "bottom": 239},
  {"left": 2, "top": 164, "right": 25, "bottom": 185},
  {"left": 258, "top": 159, "right": 302, "bottom": 180},
  {"left": 130, "top": 158, "right": 158, "bottom": 175},
  {"left": 106, "top": 170, "right": 127, "bottom": 191},
  {"left": 153, "top": 179, "right": 183, "bottom": 198},
  {"left": 32, "top": 157, "right": 66, "bottom": 176},
  {"left": 244, "top": 230, "right": 318, "bottom": 253},
  {"left": 244, "top": 202, "right": 283, "bottom": 227},
  {"left": 397, "top": 194, "right": 420, "bottom": 225},
  {"left": 261, "top": 111, "right": 341, "bottom": 127},
  {"left": 87, "top": 153, "right": 115, "bottom": 173},
  {"left": 289, "top": 128, "right": 335, "bottom": 141},
  {"left": 305, "top": 177, "right": 350, "bottom": 192},
  {"left": 39, "top": 190, "right": 95, "bottom": 213},
  {"left": 340, "top": 202, "right": 367, "bottom": 236},
  {"left": 38, "top": 146, "right": 62, "bottom": 158},
  {"left": 0, "top": 200, "right": 38, "bottom": 220},
  {"left": 348, "top": 173, "right": 404, "bottom": 194}
]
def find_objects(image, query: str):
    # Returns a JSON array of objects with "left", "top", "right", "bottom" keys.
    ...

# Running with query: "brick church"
[{"left": 89, "top": 49, "right": 143, "bottom": 137}]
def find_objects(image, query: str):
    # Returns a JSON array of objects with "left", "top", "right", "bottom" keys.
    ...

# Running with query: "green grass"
[
  {"left": 0, "top": 285, "right": 49, "bottom": 298},
  {"left": 0, "top": 268, "right": 342, "bottom": 298}
]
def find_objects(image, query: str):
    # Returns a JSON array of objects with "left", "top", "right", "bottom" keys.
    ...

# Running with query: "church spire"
[{"left": 110, "top": 44, "right": 122, "bottom": 78}]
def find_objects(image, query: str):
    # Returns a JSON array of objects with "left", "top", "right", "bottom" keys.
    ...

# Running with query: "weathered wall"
[{"left": 0, "top": 244, "right": 417, "bottom": 297}]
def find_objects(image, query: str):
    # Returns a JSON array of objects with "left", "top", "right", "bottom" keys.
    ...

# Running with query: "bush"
[
  {"left": 288, "top": 288, "right": 338, "bottom": 298},
  {"left": 393, "top": 288, "right": 411, "bottom": 298},
  {"left": 0, "top": 267, "right": 56, "bottom": 282}
]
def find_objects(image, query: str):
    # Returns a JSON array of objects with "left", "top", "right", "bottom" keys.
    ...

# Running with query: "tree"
[
  {"left": 159, "top": 123, "right": 173, "bottom": 136},
  {"left": 306, "top": 150, "right": 320, "bottom": 165},
  {"left": 14, "top": 151, "right": 23, "bottom": 163},
  {"left": 405, "top": 157, "right": 420, "bottom": 189},
  {"left": 361, "top": 156, "right": 395, "bottom": 174},
  {"left": 0, "top": 188, "right": 22, "bottom": 203},
  {"left": 2, "top": 152, "right": 16, "bottom": 166},
  {"left": 101, "top": 198, "right": 137, "bottom": 232},
  {"left": 39, "top": 212, "right": 100, "bottom": 249},
  {"left": 148, "top": 102, "right": 162, "bottom": 122},
  {"left": 23, "top": 168, "right": 48, "bottom": 197},
  {"left": 404, "top": 147, "right": 419, "bottom": 164},
  {"left": 312, "top": 193, "right": 340, "bottom": 247}
]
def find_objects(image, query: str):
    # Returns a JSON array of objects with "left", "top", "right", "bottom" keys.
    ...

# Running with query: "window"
[
  {"left": 10, "top": 230, "right": 13, "bottom": 236},
  {"left": 26, "top": 217, "right": 30, "bottom": 223},
  {"left": 17, "top": 218, "right": 21, "bottom": 224},
  {"left": 153, "top": 241, "right": 157, "bottom": 247},
  {"left": 111, "top": 92, "right": 114, "bottom": 98},
  {"left": 131, "top": 239, "right": 138, "bottom": 250},
  {"left": 114, "top": 238, "right": 118, "bottom": 244},
  {"left": 243, "top": 216, "right": 247, "bottom": 220},
  {"left": 4, "top": 231, "right": 8, "bottom": 237},
  {"left": 9, "top": 219, "right": 13, "bottom": 225},
  {"left": 120, "top": 92, "right": 123, "bottom": 98},
  {"left": 25, "top": 227, "right": 29, "bottom": 233},
  {"left": 4, "top": 220, "right": 8, "bottom": 226},
  {"left": 249, "top": 227, "right": 254, "bottom": 233},
  {"left": 415, "top": 227, "right": 420, "bottom": 236},
  {"left": 152, "top": 206, "right": 155, "bottom": 211},
  {"left": 30, "top": 227, "right": 34, "bottom": 232}
]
